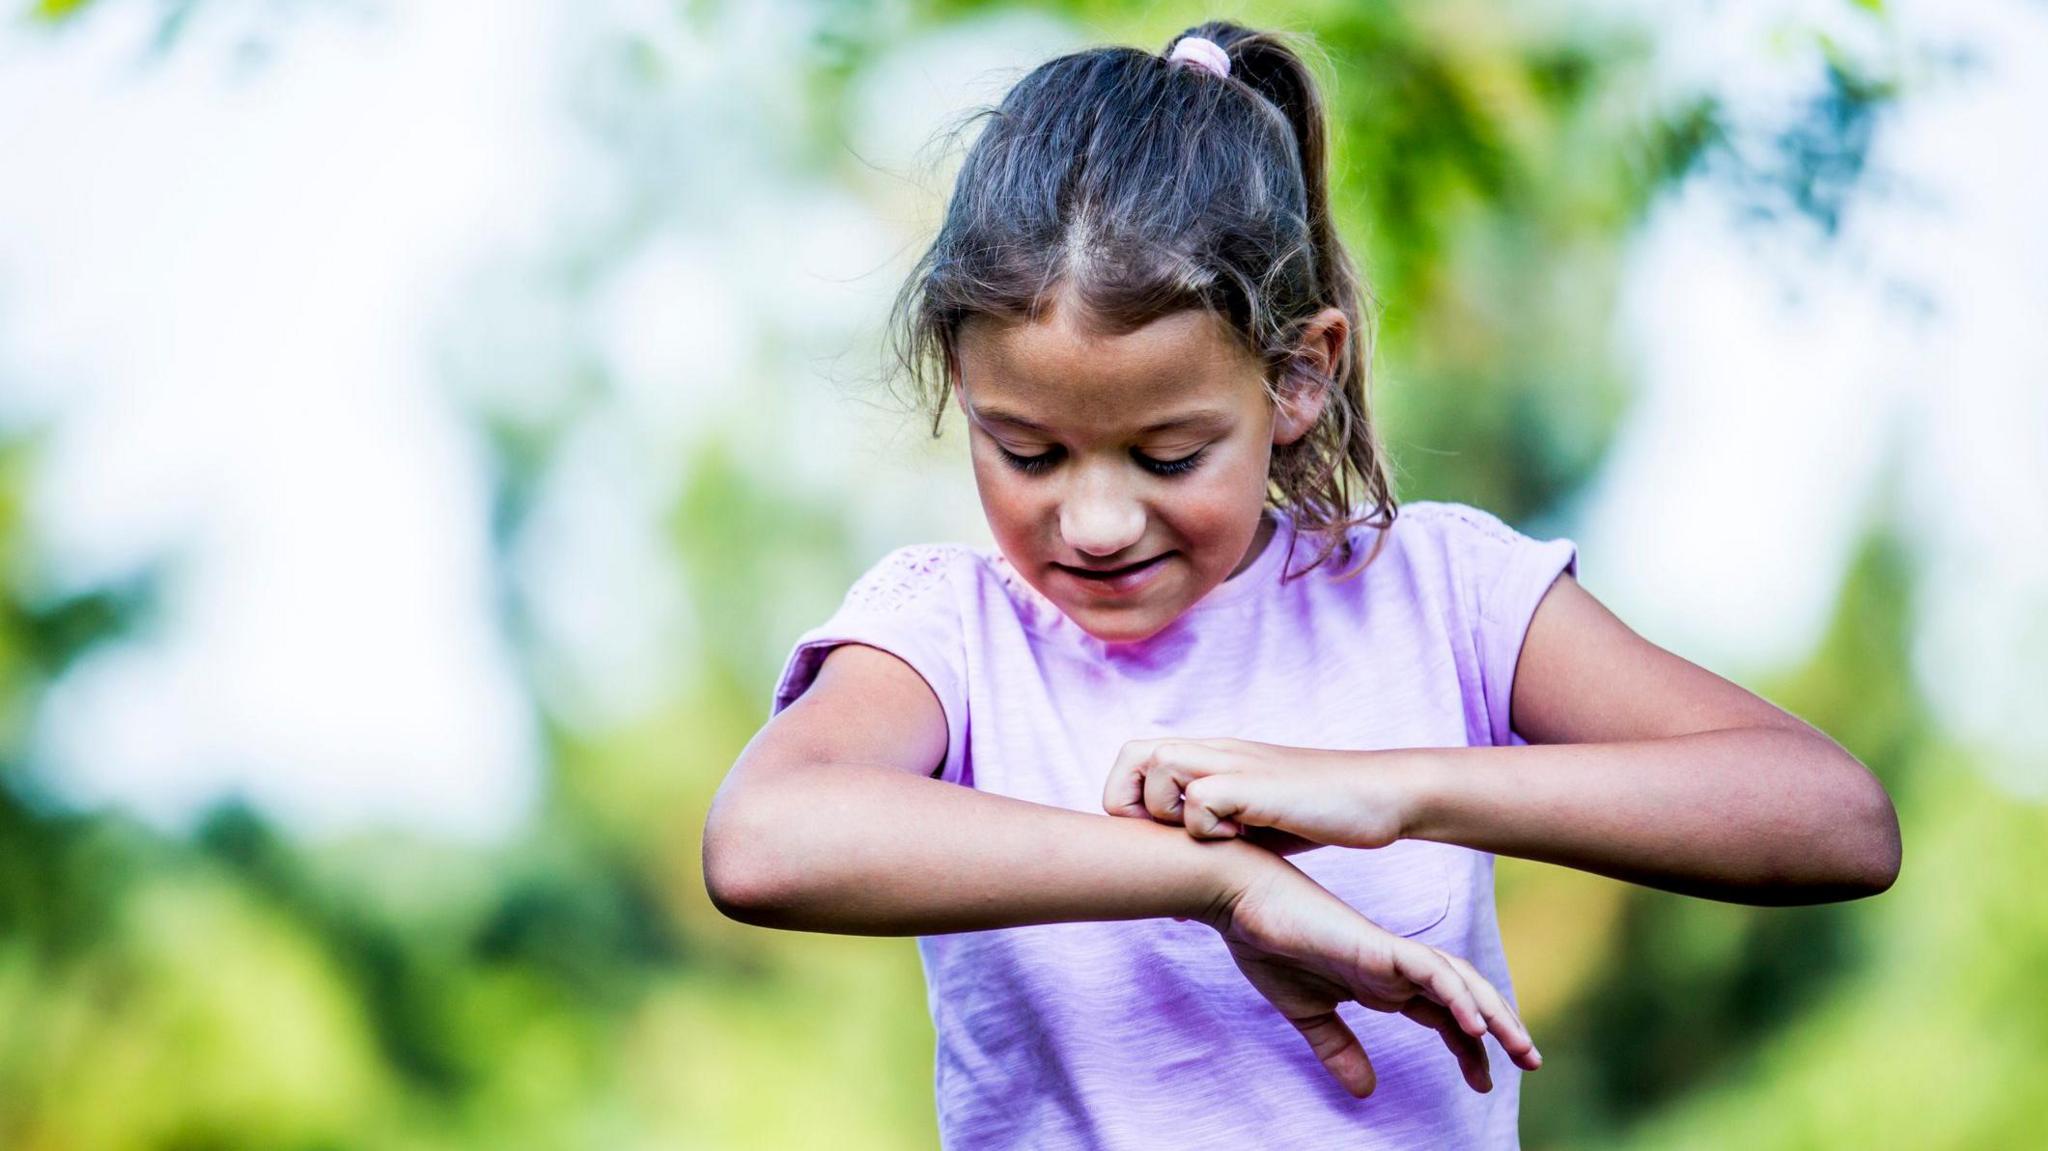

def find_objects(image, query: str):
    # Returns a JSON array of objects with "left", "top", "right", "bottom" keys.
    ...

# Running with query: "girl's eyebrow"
[{"left": 969, "top": 406, "right": 1234, "bottom": 436}]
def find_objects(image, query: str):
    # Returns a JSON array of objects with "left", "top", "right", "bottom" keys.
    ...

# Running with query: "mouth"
[
  {"left": 1053, "top": 552, "right": 1174, "bottom": 596},
  {"left": 1056, "top": 554, "right": 1169, "bottom": 580}
]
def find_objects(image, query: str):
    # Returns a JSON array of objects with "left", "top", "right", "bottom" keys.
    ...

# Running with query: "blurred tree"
[{"left": 0, "top": 2, "right": 1957, "bottom": 1149}]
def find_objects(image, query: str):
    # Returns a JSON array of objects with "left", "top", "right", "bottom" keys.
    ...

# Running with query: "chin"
[{"left": 1064, "top": 604, "right": 1182, "bottom": 646}]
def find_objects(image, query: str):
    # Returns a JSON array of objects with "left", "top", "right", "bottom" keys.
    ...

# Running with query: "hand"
[
  {"left": 1203, "top": 851, "right": 1542, "bottom": 1098},
  {"left": 1104, "top": 737, "right": 1410, "bottom": 850}
]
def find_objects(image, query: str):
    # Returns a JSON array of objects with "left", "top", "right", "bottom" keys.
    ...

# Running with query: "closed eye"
[
  {"left": 997, "top": 446, "right": 1060, "bottom": 475},
  {"left": 995, "top": 446, "right": 1207, "bottom": 478},
  {"left": 1137, "top": 449, "right": 1206, "bottom": 477}
]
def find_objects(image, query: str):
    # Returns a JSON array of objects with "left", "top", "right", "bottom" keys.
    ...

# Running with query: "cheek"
[
  {"left": 1180, "top": 486, "right": 1260, "bottom": 545},
  {"left": 1162, "top": 454, "right": 1266, "bottom": 532},
  {"left": 966, "top": 452, "right": 1038, "bottom": 532}
]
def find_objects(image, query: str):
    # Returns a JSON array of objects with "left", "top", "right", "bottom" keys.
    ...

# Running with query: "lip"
[{"left": 1055, "top": 552, "right": 1173, "bottom": 596}]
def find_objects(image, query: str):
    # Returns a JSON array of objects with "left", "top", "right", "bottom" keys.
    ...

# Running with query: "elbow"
[
  {"left": 1764, "top": 745, "right": 1901, "bottom": 905},
  {"left": 1832, "top": 764, "right": 1903, "bottom": 900},
  {"left": 702, "top": 789, "right": 796, "bottom": 926},
  {"left": 1855, "top": 781, "right": 1903, "bottom": 897},
  {"left": 702, "top": 853, "right": 773, "bottom": 926}
]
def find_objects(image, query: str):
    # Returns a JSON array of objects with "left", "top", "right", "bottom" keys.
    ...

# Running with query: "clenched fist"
[{"left": 1103, "top": 736, "right": 1417, "bottom": 851}]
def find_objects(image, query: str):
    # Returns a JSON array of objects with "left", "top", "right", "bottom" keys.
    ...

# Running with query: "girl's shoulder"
[
  {"left": 1319, "top": 499, "right": 1576, "bottom": 618},
  {"left": 1379, "top": 498, "right": 1579, "bottom": 620},
  {"left": 1390, "top": 499, "right": 1533, "bottom": 544},
  {"left": 840, "top": 541, "right": 983, "bottom": 616},
  {"left": 837, "top": 539, "right": 1050, "bottom": 627},
  {"left": 1341, "top": 499, "right": 1555, "bottom": 563},
  {"left": 1308, "top": 499, "right": 1519, "bottom": 575},
  {"left": 778, "top": 542, "right": 990, "bottom": 706}
]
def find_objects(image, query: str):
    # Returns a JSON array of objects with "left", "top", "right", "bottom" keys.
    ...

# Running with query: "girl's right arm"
[
  {"left": 701, "top": 642, "right": 1541, "bottom": 1097},
  {"left": 702, "top": 641, "right": 1259, "bottom": 934}
]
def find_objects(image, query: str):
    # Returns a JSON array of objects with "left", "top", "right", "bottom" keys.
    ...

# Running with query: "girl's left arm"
[
  {"left": 1107, "top": 573, "right": 1902, "bottom": 905},
  {"left": 1401, "top": 571, "right": 1901, "bottom": 904}
]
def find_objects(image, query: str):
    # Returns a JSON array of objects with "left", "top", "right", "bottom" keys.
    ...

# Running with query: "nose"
[{"left": 1059, "top": 466, "right": 1146, "bottom": 559}]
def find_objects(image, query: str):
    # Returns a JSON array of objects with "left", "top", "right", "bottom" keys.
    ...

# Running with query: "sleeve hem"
[
  {"left": 770, "top": 615, "right": 969, "bottom": 785},
  {"left": 1478, "top": 536, "right": 1579, "bottom": 747}
]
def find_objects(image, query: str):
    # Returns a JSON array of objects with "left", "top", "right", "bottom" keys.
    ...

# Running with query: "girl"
[{"left": 703, "top": 21, "right": 1900, "bottom": 1150}]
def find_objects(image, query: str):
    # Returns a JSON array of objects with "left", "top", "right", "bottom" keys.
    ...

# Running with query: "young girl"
[{"left": 703, "top": 21, "right": 1900, "bottom": 1149}]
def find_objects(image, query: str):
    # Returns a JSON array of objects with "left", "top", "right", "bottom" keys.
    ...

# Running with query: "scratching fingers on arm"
[
  {"left": 1103, "top": 739, "right": 1157, "bottom": 819},
  {"left": 1103, "top": 738, "right": 1206, "bottom": 825},
  {"left": 1142, "top": 749, "right": 1190, "bottom": 825},
  {"left": 1104, "top": 739, "right": 1251, "bottom": 836},
  {"left": 1182, "top": 773, "right": 1258, "bottom": 840}
]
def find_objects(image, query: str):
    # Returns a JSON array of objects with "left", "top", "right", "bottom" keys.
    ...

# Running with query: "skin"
[
  {"left": 708, "top": 300, "right": 1542, "bottom": 1096},
  {"left": 704, "top": 295, "right": 1900, "bottom": 1103},
  {"left": 950, "top": 298, "right": 1344, "bottom": 645},
  {"left": 1103, "top": 580, "right": 1903, "bottom": 904}
]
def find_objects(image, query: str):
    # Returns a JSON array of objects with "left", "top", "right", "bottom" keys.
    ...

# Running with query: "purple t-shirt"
[{"left": 770, "top": 500, "right": 1578, "bottom": 1150}]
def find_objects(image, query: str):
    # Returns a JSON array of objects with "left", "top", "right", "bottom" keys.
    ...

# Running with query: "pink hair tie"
[{"left": 1167, "top": 36, "right": 1230, "bottom": 79}]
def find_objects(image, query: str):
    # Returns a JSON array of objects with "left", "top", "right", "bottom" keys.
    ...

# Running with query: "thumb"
[{"left": 1286, "top": 1009, "right": 1377, "bottom": 1099}]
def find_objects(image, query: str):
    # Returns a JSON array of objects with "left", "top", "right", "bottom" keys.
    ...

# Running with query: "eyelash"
[{"left": 997, "top": 446, "right": 1207, "bottom": 478}]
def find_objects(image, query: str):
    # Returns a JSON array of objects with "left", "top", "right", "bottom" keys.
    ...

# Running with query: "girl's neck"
[{"left": 1226, "top": 509, "right": 1278, "bottom": 582}]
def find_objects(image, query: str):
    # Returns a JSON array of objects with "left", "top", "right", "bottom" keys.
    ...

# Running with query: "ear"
[{"left": 1271, "top": 307, "right": 1348, "bottom": 447}]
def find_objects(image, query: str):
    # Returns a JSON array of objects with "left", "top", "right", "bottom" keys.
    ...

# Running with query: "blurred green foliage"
[{"left": 4, "top": 2, "right": 2035, "bottom": 1150}]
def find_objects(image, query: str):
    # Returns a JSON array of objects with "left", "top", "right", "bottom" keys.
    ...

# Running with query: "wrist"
[
  {"left": 1194, "top": 835, "right": 1289, "bottom": 932},
  {"left": 1386, "top": 747, "right": 1450, "bottom": 841},
  {"left": 1314, "top": 746, "right": 1441, "bottom": 846}
]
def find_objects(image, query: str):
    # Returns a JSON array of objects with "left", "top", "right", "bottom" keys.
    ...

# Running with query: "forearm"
[
  {"left": 1396, "top": 727, "right": 1901, "bottom": 904},
  {"left": 704, "top": 758, "right": 1270, "bottom": 935}
]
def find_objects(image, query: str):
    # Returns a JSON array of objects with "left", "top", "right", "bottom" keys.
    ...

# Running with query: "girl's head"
[{"left": 891, "top": 21, "right": 1396, "bottom": 643}]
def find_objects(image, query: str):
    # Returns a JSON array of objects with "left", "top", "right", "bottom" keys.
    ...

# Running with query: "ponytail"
[{"left": 1172, "top": 22, "right": 1397, "bottom": 578}]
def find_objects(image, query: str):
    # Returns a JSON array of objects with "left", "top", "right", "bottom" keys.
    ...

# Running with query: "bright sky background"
[
  {"left": 0, "top": 0, "right": 2039, "bottom": 842},
  {"left": 1580, "top": 0, "right": 2048, "bottom": 796},
  {"left": 0, "top": 0, "right": 562, "bottom": 839}
]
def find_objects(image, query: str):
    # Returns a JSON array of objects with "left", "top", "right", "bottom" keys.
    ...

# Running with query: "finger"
[
  {"left": 1442, "top": 953, "right": 1541, "bottom": 1071},
  {"left": 1285, "top": 1009, "right": 1378, "bottom": 1099},
  {"left": 1393, "top": 941, "right": 1489, "bottom": 1040},
  {"left": 1103, "top": 739, "right": 1158, "bottom": 818},
  {"left": 1142, "top": 744, "right": 1189, "bottom": 824},
  {"left": 1181, "top": 774, "right": 1246, "bottom": 840},
  {"left": 1400, "top": 998, "right": 1493, "bottom": 1093}
]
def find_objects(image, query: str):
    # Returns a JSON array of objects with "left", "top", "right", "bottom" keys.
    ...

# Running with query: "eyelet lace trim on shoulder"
[
  {"left": 1402, "top": 501, "right": 1519, "bottom": 548},
  {"left": 843, "top": 544, "right": 964, "bottom": 614},
  {"left": 988, "top": 553, "right": 1036, "bottom": 600}
]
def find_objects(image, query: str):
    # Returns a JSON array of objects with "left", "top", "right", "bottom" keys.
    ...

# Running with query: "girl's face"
[{"left": 953, "top": 303, "right": 1334, "bottom": 645}]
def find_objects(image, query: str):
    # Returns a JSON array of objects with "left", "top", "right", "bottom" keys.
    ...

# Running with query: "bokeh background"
[{"left": 2, "top": 0, "right": 2045, "bottom": 1147}]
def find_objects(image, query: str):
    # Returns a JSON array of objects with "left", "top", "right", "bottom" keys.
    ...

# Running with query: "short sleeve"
[
  {"left": 1421, "top": 503, "right": 1579, "bottom": 748},
  {"left": 769, "top": 544, "right": 972, "bottom": 781}
]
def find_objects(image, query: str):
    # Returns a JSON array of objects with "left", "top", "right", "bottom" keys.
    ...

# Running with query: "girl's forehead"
[{"left": 956, "top": 307, "right": 1265, "bottom": 430}]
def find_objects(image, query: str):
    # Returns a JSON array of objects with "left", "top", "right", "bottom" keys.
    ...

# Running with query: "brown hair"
[{"left": 889, "top": 20, "right": 1398, "bottom": 577}]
